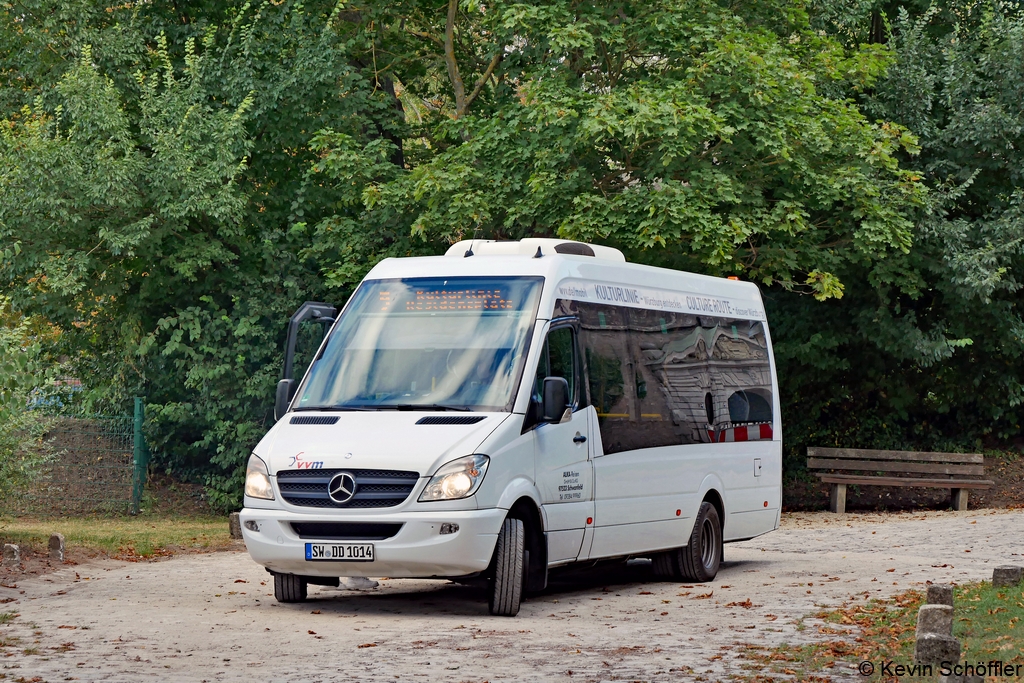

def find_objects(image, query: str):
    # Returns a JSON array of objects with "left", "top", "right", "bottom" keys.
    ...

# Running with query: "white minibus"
[{"left": 240, "top": 238, "right": 781, "bottom": 616}]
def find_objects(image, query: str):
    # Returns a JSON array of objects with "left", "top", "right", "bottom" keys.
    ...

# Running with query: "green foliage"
[
  {"left": 0, "top": 300, "right": 56, "bottom": 501},
  {"left": 314, "top": 0, "right": 925, "bottom": 300},
  {"left": 773, "top": 0, "right": 1024, "bottom": 466},
  {"left": 0, "top": 0, "right": 1020, "bottom": 507},
  {"left": 0, "top": 1, "right": 413, "bottom": 509}
]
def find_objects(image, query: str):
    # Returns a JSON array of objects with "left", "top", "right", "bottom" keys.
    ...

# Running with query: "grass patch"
[
  {"left": 734, "top": 582, "right": 1024, "bottom": 681},
  {"left": 0, "top": 612, "right": 17, "bottom": 624},
  {"left": 0, "top": 515, "right": 232, "bottom": 558}
]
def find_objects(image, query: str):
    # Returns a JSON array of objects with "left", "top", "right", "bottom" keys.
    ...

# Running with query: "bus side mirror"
[
  {"left": 275, "top": 379, "right": 296, "bottom": 422},
  {"left": 541, "top": 377, "right": 571, "bottom": 424}
]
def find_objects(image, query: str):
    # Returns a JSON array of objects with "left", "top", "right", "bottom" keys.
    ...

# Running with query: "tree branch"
[
  {"left": 443, "top": 0, "right": 467, "bottom": 118},
  {"left": 405, "top": 28, "right": 443, "bottom": 47},
  {"left": 464, "top": 51, "right": 503, "bottom": 113}
]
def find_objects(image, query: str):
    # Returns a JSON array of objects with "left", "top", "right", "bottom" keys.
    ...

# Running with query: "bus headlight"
[
  {"left": 419, "top": 454, "right": 489, "bottom": 501},
  {"left": 245, "top": 454, "right": 275, "bottom": 500}
]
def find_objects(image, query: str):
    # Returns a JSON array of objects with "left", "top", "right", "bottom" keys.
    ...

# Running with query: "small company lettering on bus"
[
  {"left": 684, "top": 295, "right": 734, "bottom": 316},
  {"left": 288, "top": 453, "right": 324, "bottom": 469},
  {"left": 595, "top": 284, "right": 642, "bottom": 305}
]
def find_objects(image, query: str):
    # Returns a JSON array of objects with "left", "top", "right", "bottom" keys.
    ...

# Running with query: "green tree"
[
  {"left": 0, "top": 0, "right": 944, "bottom": 506},
  {"left": 768, "top": 0, "right": 1024, "bottom": 461},
  {"left": 0, "top": 298, "right": 56, "bottom": 503},
  {"left": 313, "top": 0, "right": 926, "bottom": 302},
  {"left": 0, "top": 1, "right": 415, "bottom": 507}
]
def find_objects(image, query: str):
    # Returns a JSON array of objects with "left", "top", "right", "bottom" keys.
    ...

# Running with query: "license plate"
[{"left": 304, "top": 543, "right": 375, "bottom": 562}]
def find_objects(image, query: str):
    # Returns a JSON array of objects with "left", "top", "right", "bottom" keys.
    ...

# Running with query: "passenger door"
[{"left": 531, "top": 324, "right": 594, "bottom": 565}]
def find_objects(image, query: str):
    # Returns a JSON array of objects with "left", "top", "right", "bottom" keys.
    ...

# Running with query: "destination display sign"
[{"left": 554, "top": 278, "right": 766, "bottom": 321}]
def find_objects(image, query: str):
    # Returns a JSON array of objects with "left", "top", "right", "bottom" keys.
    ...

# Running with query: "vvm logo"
[{"left": 288, "top": 452, "right": 324, "bottom": 469}]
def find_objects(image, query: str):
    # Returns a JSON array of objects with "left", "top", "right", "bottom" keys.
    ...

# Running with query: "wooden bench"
[{"left": 806, "top": 448, "right": 993, "bottom": 513}]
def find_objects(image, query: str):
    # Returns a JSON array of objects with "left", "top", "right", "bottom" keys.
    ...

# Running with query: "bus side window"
[
  {"left": 546, "top": 327, "right": 578, "bottom": 408},
  {"left": 564, "top": 298, "right": 775, "bottom": 452}
]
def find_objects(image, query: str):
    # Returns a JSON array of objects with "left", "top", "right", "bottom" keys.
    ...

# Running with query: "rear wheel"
[
  {"left": 273, "top": 572, "right": 308, "bottom": 603},
  {"left": 679, "top": 502, "right": 722, "bottom": 582},
  {"left": 488, "top": 518, "right": 525, "bottom": 616},
  {"left": 652, "top": 552, "right": 681, "bottom": 580}
]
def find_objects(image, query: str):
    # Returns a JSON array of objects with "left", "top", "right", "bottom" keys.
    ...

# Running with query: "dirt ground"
[{"left": 2, "top": 509, "right": 1021, "bottom": 682}]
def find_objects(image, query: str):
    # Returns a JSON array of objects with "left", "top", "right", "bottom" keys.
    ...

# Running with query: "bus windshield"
[{"left": 295, "top": 277, "right": 544, "bottom": 412}]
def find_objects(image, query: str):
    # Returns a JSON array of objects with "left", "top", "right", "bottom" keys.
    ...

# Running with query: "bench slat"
[
  {"left": 807, "top": 448, "right": 983, "bottom": 465},
  {"left": 807, "top": 458, "right": 985, "bottom": 477},
  {"left": 817, "top": 474, "right": 994, "bottom": 489}
]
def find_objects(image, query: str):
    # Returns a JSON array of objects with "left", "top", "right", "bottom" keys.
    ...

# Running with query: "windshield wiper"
[
  {"left": 392, "top": 403, "right": 473, "bottom": 412},
  {"left": 291, "top": 405, "right": 377, "bottom": 412}
]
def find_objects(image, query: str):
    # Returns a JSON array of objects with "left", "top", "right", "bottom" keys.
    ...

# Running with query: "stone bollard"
[
  {"left": 914, "top": 603, "right": 960, "bottom": 665},
  {"left": 915, "top": 632, "right": 960, "bottom": 665},
  {"left": 916, "top": 604, "right": 954, "bottom": 638},
  {"left": 2, "top": 543, "right": 19, "bottom": 567},
  {"left": 926, "top": 584, "right": 954, "bottom": 606},
  {"left": 228, "top": 512, "right": 242, "bottom": 539},
  {"left": 940, "top": 671, "right": 984, "bottom": 683},
  {"left": 49, "top": 534, "right": 66, "bottom": 564},
  {"left": 992, "top": 565, "right": 1023, "bottom": 588}
]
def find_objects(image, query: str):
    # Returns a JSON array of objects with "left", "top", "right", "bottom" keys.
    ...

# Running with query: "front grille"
[
  {"left": 290, "top": 522, "right": 403, "bottom": 540},
  {"left": 277, "top": 469, "right": 420, "bottom": 508}
]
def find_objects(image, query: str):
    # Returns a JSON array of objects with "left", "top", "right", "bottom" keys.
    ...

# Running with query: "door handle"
[{"left": 573, "top": 433, "right": 587, "bottom": 444}]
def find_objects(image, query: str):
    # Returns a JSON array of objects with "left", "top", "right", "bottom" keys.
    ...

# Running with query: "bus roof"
[{"left": 365, "top": 240, "right": 766, "bottom": 321}]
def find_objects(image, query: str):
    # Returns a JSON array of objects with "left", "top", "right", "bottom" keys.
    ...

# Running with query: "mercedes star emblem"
[{"left": 328, "top": 472, "right": 357, "bottom": 504}]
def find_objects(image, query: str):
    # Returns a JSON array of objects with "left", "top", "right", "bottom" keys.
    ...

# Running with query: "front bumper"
[{"left": 239, "top": 507, "right": 506, "bottom": 578}]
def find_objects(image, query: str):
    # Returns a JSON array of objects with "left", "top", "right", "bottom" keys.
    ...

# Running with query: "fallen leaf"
[
  {"left": 725, "top": 599, "right": 753, "bottom": 609},
  {"left": 358, "top": 643, "right": 377, "bottom": 648}
]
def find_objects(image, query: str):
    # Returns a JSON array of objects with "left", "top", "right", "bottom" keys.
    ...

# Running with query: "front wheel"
[
  {"left": 488, "top": 518, "right": 525, "bottom": 616},
  {"left": 273, "top": 572, "right": 308, "bottom": 603}
]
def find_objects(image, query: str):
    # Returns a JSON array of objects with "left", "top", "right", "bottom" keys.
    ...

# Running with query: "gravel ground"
[{"left": 2, "top": 508, "right": 1022, "bottom": 682}]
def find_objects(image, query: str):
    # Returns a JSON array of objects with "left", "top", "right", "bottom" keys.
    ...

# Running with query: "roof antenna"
[
  {"left": 533, "top": 246, "right": 543, "bottom": 258},
  {"left": 464, "top": 245, "right": 474, "bottom": 257}
]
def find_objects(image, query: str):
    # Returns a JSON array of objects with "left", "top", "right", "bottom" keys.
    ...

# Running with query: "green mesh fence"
[{"left": 8, "top": 399, "right": 149, "bottom": 516}]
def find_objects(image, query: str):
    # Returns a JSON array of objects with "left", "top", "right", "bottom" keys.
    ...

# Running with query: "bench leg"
[
  {"left": 829, "top": 483, "right": 847, "bottom": 514},
  {"left": 951, "top": 488, "right": 969, "bottom": 511}
]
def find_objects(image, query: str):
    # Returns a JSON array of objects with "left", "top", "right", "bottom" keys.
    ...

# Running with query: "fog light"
[
  {"left": 244, "top": 520, "right": 260, "bottom": 532},
  {"left": 439, "top": 523, "right": 459, "bottom": 535}
]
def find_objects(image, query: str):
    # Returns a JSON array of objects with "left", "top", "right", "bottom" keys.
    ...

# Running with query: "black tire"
[
  {"left": 652, "top": 552, "right": 681, "bottom": 580},
  {"left": 274, "top": 572, "right": 308, "bottom": 603},
  {"left": 488, "top": 518, "right": 525, "bottom": 616},
  {"left": 679, "top": 502, "right": 722, "bottom": 582}
]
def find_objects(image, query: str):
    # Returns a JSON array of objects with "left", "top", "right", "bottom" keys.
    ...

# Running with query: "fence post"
[{"left": 131, "top": 397, "right": 149, "bottom": 515}]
